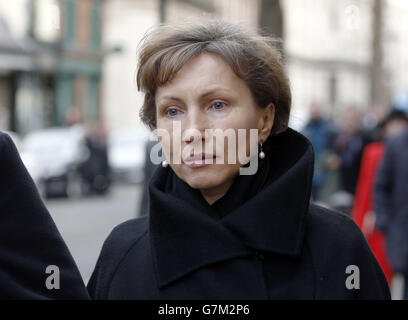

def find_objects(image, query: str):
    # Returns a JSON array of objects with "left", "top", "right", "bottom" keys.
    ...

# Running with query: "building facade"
[
  {"left": 0, "top": 0, "right": 105, "bottom": 134},
  {"left": 282, "top": 0, "right": 374, "bottom": 128},
  {"left": 56, "top": 0, "right": 104, "bottom": 127}
]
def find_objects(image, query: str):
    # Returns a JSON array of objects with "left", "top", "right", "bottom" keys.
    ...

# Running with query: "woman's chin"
[
  {"left": 171, "top": 163, "right": 238, "bottom": 191},
  {"left": 184, "top": 175, "right": 220, "bottom": 190},
  {"left": 181, "top": 168, "right": 223, "bottom": 190}
]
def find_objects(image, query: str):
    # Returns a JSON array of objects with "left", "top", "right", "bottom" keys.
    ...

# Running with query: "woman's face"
[{"left": 155, "top": 53, "right": 273, "bottom": 200}]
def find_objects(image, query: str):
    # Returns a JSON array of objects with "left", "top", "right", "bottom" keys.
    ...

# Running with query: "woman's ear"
[{"left": 258, "top": 103, "right": 275, "bottom": 141}]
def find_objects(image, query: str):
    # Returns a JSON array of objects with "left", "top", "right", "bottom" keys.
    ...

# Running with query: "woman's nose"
[{"left": 182, "top": 109, "right": 209, "bottom": 143}]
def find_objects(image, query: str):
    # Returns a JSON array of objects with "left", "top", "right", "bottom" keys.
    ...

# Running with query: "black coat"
[
  {"left": 88, "top": 129, "right": 390, "bottom": 299},
  {"left": 0, "top": 132, "right": 89, "bottom": 299},
  {"left": 375, "top": 129, "right": 408, "bottom": 272},
  {"left": 138, "top": 140, "right": 160, "bottom": 217}
]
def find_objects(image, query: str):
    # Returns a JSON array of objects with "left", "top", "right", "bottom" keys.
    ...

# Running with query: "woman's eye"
[
  {"left": 166, "top": 108, "right": 179, "bottom": 117},
  {"left": 212, "top": 101, "right": 226, "bottom": 110}
]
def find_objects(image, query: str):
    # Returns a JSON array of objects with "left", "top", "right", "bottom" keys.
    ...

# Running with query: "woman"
[{"left": 88, "top": 21, "right": 390, "bottom": 299}]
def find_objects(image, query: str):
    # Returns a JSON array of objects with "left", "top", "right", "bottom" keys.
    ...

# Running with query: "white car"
[
  {"left": 20, "top": 126, "right": 88, "bottom": 198},
  {"left": 108, "top": 126, "right": 151, "bottom": 184}
]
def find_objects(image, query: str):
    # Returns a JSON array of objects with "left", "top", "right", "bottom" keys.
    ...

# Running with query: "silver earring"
[
  {"left": 259, "top": 139, "right": 265, "bottom": 159},
  {"left": 162, "top": 159, "right": 169, "bottom": 167}
]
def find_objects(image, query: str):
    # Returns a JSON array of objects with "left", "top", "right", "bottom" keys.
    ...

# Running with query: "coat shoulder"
[
  {"left": 306, "top": 202, "right": 378, "bottom": 258},
  {"left": 87, "top": 216, "right": 149, "bottom": 299},
  {"left": 0, "top": 131, "right": 15, "bottom": 155},
  {"left": 386, "top": 130, "right": 408, "bottom": 149},
  {"left": 98, "top": 215, "right": 149, "bottom": 261},
  {"left": 107, "top": 215, "right": 149, "bottom": 248},
  {"left": 305, "top": 202, "right": 391, "bottom": 299},
  {"left": 307, "top": 202, "right": 362, "bottom": 245}
]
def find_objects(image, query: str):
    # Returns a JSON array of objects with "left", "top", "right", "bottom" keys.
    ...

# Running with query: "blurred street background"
[
  {"left": 46, "top": 183, "right": 140, "bottom": 284},
  {"left": 1, "top": 0, "right": 408, "bottom": 299}
]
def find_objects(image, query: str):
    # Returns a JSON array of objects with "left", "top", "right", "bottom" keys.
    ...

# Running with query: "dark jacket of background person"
[
  {"left": 375, "top": 129, "right": 408, "bottom": 273},
  {"left": 302, "top": 117, "right": 336, "bottom": 200},
  {"left": 88, "top": 129, "right": 390, "bottom": 299},
  {"left": 332, "top": 130, "right": 371, "bottom": 195},
  {"left": 0, "top": 132, "right": 89, "bottom": 299}
]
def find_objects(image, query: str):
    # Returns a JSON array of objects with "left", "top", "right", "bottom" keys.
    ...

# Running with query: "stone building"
[{"left": 0, "top": 0, "right": 105, "bottom": 134}]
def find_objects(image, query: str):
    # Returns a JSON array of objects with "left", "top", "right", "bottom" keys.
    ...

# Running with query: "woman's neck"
[{"left": 199, "top": 177, "right": 236, "bottom": 205}]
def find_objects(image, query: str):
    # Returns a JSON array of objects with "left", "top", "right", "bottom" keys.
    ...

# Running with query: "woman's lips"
[{"left": 184, "top": 153, "right": 216, "bottom": 168}]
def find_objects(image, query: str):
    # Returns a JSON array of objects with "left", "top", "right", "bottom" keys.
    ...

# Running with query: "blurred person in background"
[
  {"left": 374, "top": 109, "right": 408, "bottom": 299},
  {"left": 362, "top": 106, "right": 387, "bottom": 142},
  {"left": 301, "top": 102, "right": 336, "bottom": 201},
  {"left": 329, "top": 106, "right": 372, "bottom": 214},
  {"left": 65, "top": 106, "right": 87, "bottom": 139},
  {"left": 87, "top": 21, "right": 390, "bottom": 300},
  {"left": 81, "top": 123, "right": 111, "bottom": 196},
  {"left": 351, "top": 108, "right": 408, "bottom": 285},
  {"left": 65, "top": 107, "right": 82, "bottom": 128}
]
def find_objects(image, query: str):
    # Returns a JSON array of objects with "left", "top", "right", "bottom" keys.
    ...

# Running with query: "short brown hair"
[{"left": 136, "top": 20, "right": 291, "bottom": 135}]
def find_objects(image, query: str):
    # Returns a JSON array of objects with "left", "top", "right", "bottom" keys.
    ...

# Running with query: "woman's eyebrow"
[
  {"left": 157, "top": 96, "right": 183, "bottom": 104},
  {"left": 199, "top": 88, "right": 231, "bottom": 99},
  {"left": 157, "top": 88, "right": 231, "bottom": 104}
]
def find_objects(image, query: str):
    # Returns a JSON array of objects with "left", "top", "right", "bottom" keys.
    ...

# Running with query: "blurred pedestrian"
[
  {"left": 351, "top": 109, "right": 408, "bottom": 285},
  {"left": 81, "top": 123, "right": 111, "bottom": 195},
  {"left": 374, "top": 109, "right": 408, "bottom": 299},
  {"left": 332, "top": 106, "right": 372, "bottom": 196},
  {"left": 88, "top": 21, "right": 390, "bottom": 299},
  {"left": 302, "top": 102, "right": 336, "bottom": 200},
  {"left": 329, "top": 106, "right": 371, "bottom": 214}
]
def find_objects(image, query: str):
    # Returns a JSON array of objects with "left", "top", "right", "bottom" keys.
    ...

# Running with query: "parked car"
[
  {"left": 20, "top": 126, "right": 88, "bottom": 198},
  {"left": 108, "top": 126, "right": 151, "bottom": 184}
]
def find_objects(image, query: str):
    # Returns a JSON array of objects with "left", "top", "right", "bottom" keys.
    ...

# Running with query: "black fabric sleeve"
[
  {"left": 347, "top": 217, "right": 391, "bottom": 300},
  {"left": 308, "top": 205, "right": 391, "bottom": 300}
]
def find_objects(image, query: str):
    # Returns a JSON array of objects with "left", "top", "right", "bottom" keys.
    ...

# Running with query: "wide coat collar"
[{"left": 148, "top": 128, "right": 314, "bottom": 288}]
